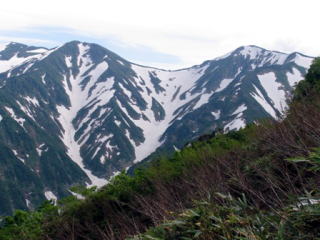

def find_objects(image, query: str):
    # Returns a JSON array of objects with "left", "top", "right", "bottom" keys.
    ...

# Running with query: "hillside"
[
  {"left": 1, "top": 58, "right": 320, "bottom": 239},
  {"left": 0, "top": 41, "right": 313, "bottom": 214}
]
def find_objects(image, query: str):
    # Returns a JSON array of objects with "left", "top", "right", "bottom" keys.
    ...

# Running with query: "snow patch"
[
  {"left": 36, "top": 143, "right": 47, "bottom": 156},
  {"left": 251, "top": 85, "right": 277, "bottom": 119},
  {"left": 193, "top": 92, "right": 212, "bottom": 110},
  {"left": 65, "top": 56, "right": 72, "bottom": 68},
  {"left": 16, "top": 100, "right": 36, "bottom": 122},
  {"left": 224, "top": 104, "right": 247, "bottom": 131},
  {"left": 286, "top": 68, "right": 303, "bottom": 87},
  {"left": 215, "top": 78, "right": 233, "bottom": 92},
  {"left": 5, "top": 107, "right": 25, "bottom": 127},
  {"left": 114, "top": 119, "right": 121, "bottom": 126},
  {"left": 69, "top": 190, "right": 85, "bottom": 200},
  {"left": 211, "top": 110, "right": 221, "bottom": 120},
  {"left": 25, "top": 96, "right": 39, "bottom": 106},
  {"left": 0, "top": 52, "right": 44, "bottom": 74},
  {"left": 12, "top": 149, "right": 25, "bottom": 163},
  {"left": 41, "top": 74, "right": 46, "bottom": 84},
  {"left": 116, "top": 60, "right": 125, "bottom": 65},
  {"left": 293, "top": 54, "right": 313, "bottom": 69},
  {"left": 44, "top": 191, "right": 57, "bottom": 202},
  {"left": 173, "top": 145, "right": 180, "bottom": 152},
  {"left": 257, "top": 72, "right": 286, "bottom": 112},
  {"left": 100, "top": 155, "right": 106, "bottom": 164},
  {"left": 232, "top": 104, "right": 247, "bottom": 116},
  {"left": 27, "top": 48, "right": 47, "bottom": 54},
  {"left": 224, "top": 118, "right": 246, "bottom": 131},
  {"left": 25, "top": 199, "right": 31, "bottom": 208}
]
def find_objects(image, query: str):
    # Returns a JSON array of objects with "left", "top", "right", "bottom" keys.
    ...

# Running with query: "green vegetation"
[
  {"left": 1, "top": 58, "right": 320, "bottom": 240},
  {"left": 130, "top": 149, "right": 320, "bottom": 240},
  {"left": 0, "top": 201, "right": 57, "bottom": 240}
]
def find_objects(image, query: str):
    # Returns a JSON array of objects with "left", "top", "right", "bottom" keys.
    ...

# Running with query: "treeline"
[{"left": 1, "top": 58, "right": 320, "bottom": 240}]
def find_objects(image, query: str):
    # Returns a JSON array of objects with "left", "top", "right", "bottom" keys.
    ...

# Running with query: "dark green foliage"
[
  {"left": 0, "top": 201, "right": 57, "bottom": 240},
  {"left": 294, "top": 57, "right": 320, "bottom": 100}
]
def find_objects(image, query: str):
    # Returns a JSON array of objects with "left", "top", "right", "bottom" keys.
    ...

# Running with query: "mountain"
[
  {"left": 0, "top": 41, "right": 313, "bottom": 214},
  {"left": 1, "top": 57, "right": 320, "bottom": 240},
  {"left": 0, "top": 42, "right": 47, "bottom": 74}
]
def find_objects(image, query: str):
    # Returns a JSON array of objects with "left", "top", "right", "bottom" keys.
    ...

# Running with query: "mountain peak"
[
  {"left": 0, "top": 40, "right": 314, "bottom": 214},
  {"left": 211, "top": 45, "right": 286, "bottom": 66},
  {"left": 240, "top": 45, "right": 265, "bottom": 51},
  {"left": 0, "top": 42, "right": 25, "bottom": 52},
  {"left": 7, "top": 41, "right": 28, "bottom": 47},
  {"left": 236, "top": 45, "right": 279, "bottom": 58}
]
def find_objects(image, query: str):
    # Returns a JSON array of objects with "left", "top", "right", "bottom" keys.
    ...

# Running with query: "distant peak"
[
  {"left": 64, "top": 40, "right": 81, "bottom": 45},
  {"left": 61, "top": 40, "right": 103, "bottom": 50},
  {"left": 234, "top": 45, "right": 290, "bottom": 55},
  {"left": 212, "top": 45, "right": 267, "bottom": 62},
  {"left": 7, "top": 42, "right": 28, "bottom": 48},
  {"left": 0, "top": 42, "right": 25, "bottom": 51},
  {"left": 235, "top": 45, "right": 265, "bottom": 54},
  {"left": 240, "top": 45, "right": 265, "bottom": 50}
]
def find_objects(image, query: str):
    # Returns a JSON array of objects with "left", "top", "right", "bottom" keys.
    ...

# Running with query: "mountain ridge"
[
  {"left": 0, "top": 41, "right": 313, "bottom": 71},
  {"left": 0, "top": 40, "right": 314, "bottom": 214}
]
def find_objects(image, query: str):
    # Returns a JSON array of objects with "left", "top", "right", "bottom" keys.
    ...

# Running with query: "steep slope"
[
  {"left": 0, "top": 42, "right": 47, "bottom": 74},
  {"left": 155, "top": 46, "right": 313, "bottom": 153},
  {"left": 0, "top": 41, "right": 313, "bottom": 214},
  {"left": 2, "top": 57, "right": 320, "bottom": 240}
]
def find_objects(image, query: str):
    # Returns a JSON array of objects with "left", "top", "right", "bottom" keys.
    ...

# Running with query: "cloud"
[
  {"left": 0, "top": 26, "right": 183, "bottom": 68},
  {"left": 0, "top": 35, "right": 57, "bottom": 46},
  {"left": 0, "top": 0, "right": 319, "bottom": 69}
]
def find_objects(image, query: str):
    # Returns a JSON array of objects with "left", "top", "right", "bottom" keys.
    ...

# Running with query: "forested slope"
[{"left": 1, "top": 58, "right": 320, "bottom": 240}]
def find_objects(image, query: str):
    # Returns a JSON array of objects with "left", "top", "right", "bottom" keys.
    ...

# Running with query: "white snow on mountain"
[
  {"left": 251, "top": 85, "right": 278, "bottom": 119},
  {"left": 57, "top": 43, "right": 109, "bottom": 187},
  {"left": 258, "top": 72, "right": 287, "bottom": 112},
  {"left": 224, "top": 117, "right": 246, "bottom": 131},
  {"left": 12, "top": 149, "right": 25, "bottom": 163},
  {"left": 27, "top": 48, "right": 47, "bottom": 54},
  {"left": 211, "top": 110, "right": 221, "bottom": 119},
  {"left": 0, "top": 54, "right": 31, "bottom": 73},
  {"left": 287, "top": 68, "right": 303, "bottom": 87},
  {"left": 5, "top": 107, "right": 26, "bottom": 127},
  {"left": 216, "top": 78, "right": 234, "bottom": 92},
  {"left": 128, "top": 64, "right": 211, "bottom": 162},
  {"left": 238, "top": 46, "right": 288, "bottom": 66},
  {"left": 44, "top": 191, "right": 57, "bottom": 202},
  {"left": 239, "top": 46, "right": 264, "bottom": 59},
  {"left": 292, "top": 53, "right": 314, "bottom": 69},
  {"left": 1, "top": 42, "right": 313, "bottom": 187},
  {"left": 232, "top": 104, "right": 247, "bottom": 116}
]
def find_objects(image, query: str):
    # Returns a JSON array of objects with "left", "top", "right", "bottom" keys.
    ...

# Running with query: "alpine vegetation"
[{"left": 1, "top": 57, "right": 320, "bottom": 240}]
